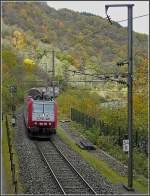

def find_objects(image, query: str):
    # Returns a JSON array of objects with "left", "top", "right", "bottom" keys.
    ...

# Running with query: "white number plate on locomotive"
[{"left": 32, "top": 113, "right": 54, "bottom": 121}]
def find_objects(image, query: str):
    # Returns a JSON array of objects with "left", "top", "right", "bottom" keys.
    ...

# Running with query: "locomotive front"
[{"left": 24, "top": 88, "right": 57, "bottom": 138}]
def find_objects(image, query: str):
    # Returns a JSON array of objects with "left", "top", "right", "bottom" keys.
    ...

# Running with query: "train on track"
[{"left": 24, "top": 87, "right": 58, "bottom": 138}]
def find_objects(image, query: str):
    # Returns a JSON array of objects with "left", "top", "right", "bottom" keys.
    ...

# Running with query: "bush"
[
  {"left": 2, "top": 50, "right": 17, "bottom": 67},
  {"left": 84, "top": 128, "right": 99, "bottom": 145},
  {"left": 134, "top": 148, "right": 148, "bottom": 178},
  {"left": 97, "top": 135, "right": 115, "bottom": 150}
]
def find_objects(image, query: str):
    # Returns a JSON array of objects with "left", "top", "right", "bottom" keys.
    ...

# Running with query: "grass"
[
  {"left": 2, "top": 118, "right": 13, "bottom": 193},
  {"left": 56, "top": 126, "right": 148, "bottom": 194},
  {"left": 69, "top": 120, "right": 148, "bottom": 178},
  {"left": 2, "top": 115, "right": 24, "bottom": 194}
]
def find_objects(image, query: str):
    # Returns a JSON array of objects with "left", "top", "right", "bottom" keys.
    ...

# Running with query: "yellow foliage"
[
  {"left": 32, "top": 40, "right": 38, "bottom": 49},
  {"left": 58, "top": 21, "right": 64, "bottom": 28},
  {"left": 12, "top": 30, "right": 26, "bottom": 49},
  {"left": 24, "top": 58, "right": 35, "bottom": 65},
  {"left": 58, "top": 90, "right": 100, "bottom": 119},
  {"left": 73, "top": 62, "right": 80, "bottom": 69},
  {"left": 133, "top": 57, "right": 148, "bottom": 126},
  {"left": 24, "top": 58, "right": 35, "bottom": 72},
  {"left": 20, "top": 9, "right": 28, "bottom": 18}
]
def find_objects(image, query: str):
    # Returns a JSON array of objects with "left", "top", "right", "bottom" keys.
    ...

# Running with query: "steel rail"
[
  {"left": 51, "top": 141, "right": 97, "bottom": 195},
  {"left": 35, "top": 142, "right": 66, "bottom": 195}
]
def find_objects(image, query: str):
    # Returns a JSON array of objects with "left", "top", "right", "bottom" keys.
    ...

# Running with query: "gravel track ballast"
[{"left": 14, "top": 109, "right": 121, "bottom": 194}]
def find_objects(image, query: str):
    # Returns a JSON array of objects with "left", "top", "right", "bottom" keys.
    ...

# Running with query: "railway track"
[{"left": 35, "top": 140, "right": 97, "bottom": 195}]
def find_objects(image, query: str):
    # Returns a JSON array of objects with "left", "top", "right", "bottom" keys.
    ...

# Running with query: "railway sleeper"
[
  {"left": 53, "top": 169, "right": 74, "bottom": 174},
  {"left": 64, "top": 189, "right": 92, "bottom": 194}
]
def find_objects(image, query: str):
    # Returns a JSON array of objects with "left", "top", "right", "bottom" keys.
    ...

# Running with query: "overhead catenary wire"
[
  {"left": 67, "top": 69, "right": 148, "bottom": 86},
  {"left": 68, "top": 69, "right": 149, "bottom": 75},
  {"left": 67, "top": 69, "right": 128, "bottom": 77},
  {"left": 116, "top": 13, "right": 149, "bottom": 23},
  {"left": 78, "top": 13, "right": 149, "bottom": 40},
  {"left": 66, "top": 89, "right": 147, "bottom": 94},
  {"left": 67, "top": 68, "right": 149, "bottom": 76}
]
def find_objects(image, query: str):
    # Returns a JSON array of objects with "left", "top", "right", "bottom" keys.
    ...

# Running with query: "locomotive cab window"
[
  {"left": 33, "top": 103, "right": 43, "bottom": 113},
  {"left": 44, "top": 103, "right": 54, "bottom": 113}
]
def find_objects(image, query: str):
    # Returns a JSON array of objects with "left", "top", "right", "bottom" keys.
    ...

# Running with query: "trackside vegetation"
[
  {"left": 2, "top": 115, "right": 24, "bottom": 193},
  {"left": 56, "top": 126, "right": 148, "bottom": 194},
  {"left": 57, "top": 87, "right": 148, "bottom": 178}
]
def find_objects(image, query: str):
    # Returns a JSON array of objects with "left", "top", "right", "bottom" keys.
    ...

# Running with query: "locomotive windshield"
[
  {"left": 32, "top": 101, "right": 55, "bottom": 122},
  {"left": 33, "top": 102, "right": 54, "bottom": 113},
  {"left": 44, "top": 104, "right": 54, "bottom": 113},
  {"left": 33, "top": 103, "right": 43, "bottom": 113}
]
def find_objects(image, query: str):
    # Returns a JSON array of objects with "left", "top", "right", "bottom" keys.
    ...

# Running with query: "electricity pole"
[
  {"left": 127, "top": 5, "right": 133, "bottom": 189},
  {"left": 52, "top": 49, "right": 55, "bottom": 98},
  {"left": 9, "top": 85, "right": 17, "bottom": 126},
  {"left": 105, "top": 4, "right": 134, "bottom": 190}
]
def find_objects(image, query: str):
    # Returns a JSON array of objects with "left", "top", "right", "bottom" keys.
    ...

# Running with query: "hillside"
[
  {"left": 2, "top": 1, "right": 148, "bottom": 120},
  {"left": 2, "top": 1, "right": 148, "bottom": 185},
  {"left": 2, "top": 1, "right": 148, "bottom": 72}
]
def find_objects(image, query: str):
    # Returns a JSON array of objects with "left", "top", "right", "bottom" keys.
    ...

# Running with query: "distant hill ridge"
[{"left": 2, "top": 1, "right": 148, "bottom": 71}]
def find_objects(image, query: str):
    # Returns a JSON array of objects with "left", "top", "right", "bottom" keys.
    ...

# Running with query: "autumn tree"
[{"left": 12, "top": 30, "right": 26, "bottom": 49}]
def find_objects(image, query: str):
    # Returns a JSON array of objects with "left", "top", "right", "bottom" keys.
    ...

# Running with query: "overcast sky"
[{"left": 47, "top": 1, "right": 149, "bottom": 35}]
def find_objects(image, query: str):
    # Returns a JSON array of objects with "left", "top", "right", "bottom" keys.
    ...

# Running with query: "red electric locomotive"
[{"left": 24, "top": 88, "right": 57, "bottom": 138}]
